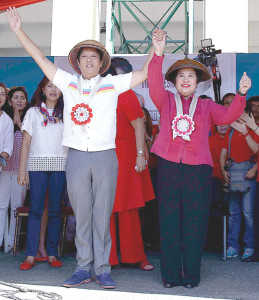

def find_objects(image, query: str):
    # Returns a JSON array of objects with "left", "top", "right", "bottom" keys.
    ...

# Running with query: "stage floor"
[{"left": 0, "top": 251, "right": 258, "bottom": 300}]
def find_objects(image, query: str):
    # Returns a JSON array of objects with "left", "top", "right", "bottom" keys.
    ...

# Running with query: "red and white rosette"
[
  {"left": 71, "top": 103, "right": 93, "bottom": 125},
  {"left": 172, "top": 114, "right": 195, "bottom": 141}
]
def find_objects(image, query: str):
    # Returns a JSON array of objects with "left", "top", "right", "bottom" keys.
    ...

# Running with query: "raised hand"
[
  {"left": 6, "top": 7, "right": 22, "bottom": 33},
  {"left": 239, "top": 72, "right": 251, "bottom": 95},
  {"left": 152, "top": 28, "right": 166, "bottom": 56},
  {"left": 240, "top": 112, "right": 257, "bottom": 131}
]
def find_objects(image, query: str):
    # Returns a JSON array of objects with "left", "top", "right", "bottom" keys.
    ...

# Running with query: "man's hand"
[
  {"left": 246, "top": 167, "right": 257, "bottom": 179},
  {"left": 6, "top": 7, "right": 22, "bottom": 33},
  {"left": 222, "top": 170, "right": 230, "bottom": 184}
]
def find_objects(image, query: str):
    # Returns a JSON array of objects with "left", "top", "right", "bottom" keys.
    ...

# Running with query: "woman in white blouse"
[
  {"left": 0, "top": 87, "right": 29, "bottom": 252},
  {"left": 0, "top": 82, "right": 14, "bottom": 251},
  {"left": 0, "top": 83, "right": 13, "bottom": 169},
  {"left": 18, "top": 76, "right": 67, "bottom": 270}
]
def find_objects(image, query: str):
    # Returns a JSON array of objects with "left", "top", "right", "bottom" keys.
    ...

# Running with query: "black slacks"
[{"left": 157, "top": 157, "right": 212, "bottom": 285}]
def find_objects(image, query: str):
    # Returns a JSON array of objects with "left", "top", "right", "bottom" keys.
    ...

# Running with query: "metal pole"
[
  {"left": 106, "top": 0, "right": 113, "bottom": 54},
  {"left": 184, "top": 0, "right": 188, "bottom": 55},
  {"left": 203, "top": 0, "right": 206, "bottom": 39},
  {"left": 188, "top": 0, "right": 194, "bottom": 54}
]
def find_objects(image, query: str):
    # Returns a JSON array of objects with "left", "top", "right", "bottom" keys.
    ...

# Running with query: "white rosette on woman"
[{"left": 172, "top": 93, "right": 198, "bottom": 141}]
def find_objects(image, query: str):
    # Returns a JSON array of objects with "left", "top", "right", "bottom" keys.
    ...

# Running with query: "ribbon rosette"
[
  {"left": 172, "top": 114, "right": 195, "bottom": 141},
  {"left": 71, "top": 103, "right": 93, "bottom": 125}
]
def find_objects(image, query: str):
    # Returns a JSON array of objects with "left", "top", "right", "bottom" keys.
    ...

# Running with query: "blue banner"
[
  {"left": 0, "top": 56, "right": 54, "bottom": 101},
  {"left": 236, "top": 53, "right": 259, "bottom": 99}
]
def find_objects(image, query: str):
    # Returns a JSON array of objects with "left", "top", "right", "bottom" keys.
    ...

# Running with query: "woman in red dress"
[{"left": 107, "top": 59, "right": 155, "bottom": 270}]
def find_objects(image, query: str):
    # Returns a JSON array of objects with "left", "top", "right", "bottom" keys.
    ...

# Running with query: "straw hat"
[
  {"left": 68, "top": 40, "right": 111, "bottom": 75},
  {"left": 165, "top": 58, "right": 211, "bottom": 83}
]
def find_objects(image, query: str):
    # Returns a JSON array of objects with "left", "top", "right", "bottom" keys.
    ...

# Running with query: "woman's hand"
[
  {"left": 135, "top": 156, "right": 147, "bottom": 173},
  {"left": 6, "top": 7, "right": 22, "bottom": 33},
  {"left": 152, "top": 29, "right": 166, "bottom": 56},
  {"left": 241, "top": 113, "right": 258, "bottom": 131},
  {"left": 230, "top": 121, "right": 248, "bottom": 135},
  {"left": 17, "top": 169, "right": 29, "bottom": 186},
  {"left": 239, "top": 72, "right": 251, "bottom": 94},
  {"left": 222, "top": 170, "right": 230, "bottom": 184},
  {"left": 13, "top": 106, "right": 22, "bottom": 129}
]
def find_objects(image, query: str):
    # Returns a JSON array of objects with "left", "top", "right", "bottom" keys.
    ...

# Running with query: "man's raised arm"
[{"left": 6, "top": 7, "right": 57, "bottom": 82}]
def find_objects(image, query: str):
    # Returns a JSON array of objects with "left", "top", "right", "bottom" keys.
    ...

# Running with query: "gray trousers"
[{"left": 65, "top": 148, "right": 118, "bottom": 275}]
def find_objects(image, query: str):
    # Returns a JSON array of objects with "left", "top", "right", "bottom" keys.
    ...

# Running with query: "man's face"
[
  {"left": 216, "top": 125, "right": 229, "bottom": 136},
  {"left": 77, "top": 47, "right": 103, "bottom": 80},
  {"left": 223, "top": 95, "right": 235, "bottom": 108},
  {"left": 251, "top": 101, "right": 259, "bottom": 119}
]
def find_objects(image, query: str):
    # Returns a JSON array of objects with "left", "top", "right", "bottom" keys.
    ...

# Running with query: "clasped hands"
[{"left": 152, "top": 28, "right": 167, "bottom": 56}]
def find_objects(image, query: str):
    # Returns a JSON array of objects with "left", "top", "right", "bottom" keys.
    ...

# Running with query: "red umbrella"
[{"left": 0, "top": 0, "right": 46, "bottom": 12}]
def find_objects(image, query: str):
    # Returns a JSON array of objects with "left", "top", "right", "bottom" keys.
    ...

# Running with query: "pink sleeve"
[
  {"left": 148, "top": 54, "right": 171, "bottom": 112},
  {"left": 210, "top": 93, "right": 246, "bottom": 125}
]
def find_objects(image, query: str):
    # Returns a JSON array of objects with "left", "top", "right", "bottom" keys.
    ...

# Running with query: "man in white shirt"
[{"left": 7, "top": 7, "right": 156, "bottom": 289}]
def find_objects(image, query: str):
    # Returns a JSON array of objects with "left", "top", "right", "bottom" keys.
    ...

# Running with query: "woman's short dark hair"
[
  {"left": 111, "top": 57, "right": 133, "bottom": 74},
  {"left": 30, "top": 76, "right": 64, "bottom": 122},
  {"left": 76, "top": 47, "right": 103, "bottom": 62}
]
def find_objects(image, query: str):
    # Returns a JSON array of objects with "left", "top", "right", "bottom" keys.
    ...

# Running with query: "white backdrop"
[{"left": 54, "top": 53, "right": 236, "bottom": 124}]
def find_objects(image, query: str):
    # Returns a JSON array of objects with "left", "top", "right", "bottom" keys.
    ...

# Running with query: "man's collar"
[{"left": 81, "top": 74, "right": 101, "bottom": 84}]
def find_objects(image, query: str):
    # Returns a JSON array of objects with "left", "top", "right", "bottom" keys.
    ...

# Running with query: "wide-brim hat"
[
  {"left": 68, "top": 40, "right": 111, "bottom": 75},
  {"left": 165, "top": 58, "right": 211, "bottom": 83}
]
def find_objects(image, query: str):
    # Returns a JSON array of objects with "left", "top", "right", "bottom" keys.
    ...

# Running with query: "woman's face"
[
  {"left": 175, "top": 67, "right": 197, "bottom": 98},
  {"left": 0, "top": 86, "right": 6, "bottom": 110},
  {"left": 42, "top": 81, "right": 62, "bottom": 103},
  {"left": 11, "top": 91, "right": 27, "bottom": 112}
]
